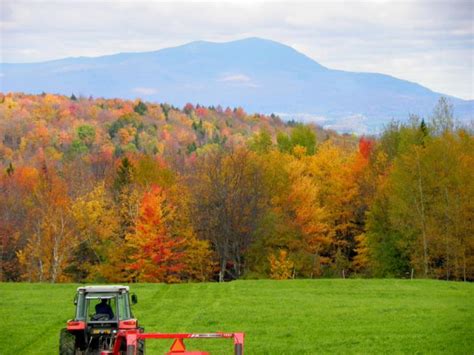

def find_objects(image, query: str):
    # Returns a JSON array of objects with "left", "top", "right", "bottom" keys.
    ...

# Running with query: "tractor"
[
  {"left": 60, "top": 285, "right": 244, "bottom": 355},
  {"left": 59, "top": 285, "right": 144, "bottom": 354}
]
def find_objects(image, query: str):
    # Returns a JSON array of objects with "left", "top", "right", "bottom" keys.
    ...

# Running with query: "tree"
[
  {"left": 290, "top": 124, "right": 317, "bottom": 155},
  {"left": 77, "top": 125, "right": 96, "bottom": 147},
  {"left": 389, "top": 144, "right": 431, "bottom": 276},
  {"left": 133, "top": 100, "right": 148, "bottom": 116},
  {"left": 248, "top": 129, "right": 273, "bottom": 153},
  {"left": 126, "top": 185, "right": 185, "bottom": 282},
  {"left": 70, "top": 183, "right": 118, "bottom": 281},
  {"left": 113, "top": 157, "right": 135, "bottom": 195},
  {"left": 277, "top": 124, "right": 316, "bottom": 155},
  {"left": 0, "top": 167, "right": 40, "bottom": 281},
  {"left": 16, "top": 164, "right": 77, "bottom": 282},
  {"left": 277, "top": 132, "right": 292, "bottom": 153},
  {"left": 190, "top": 147, "right": 266, "bottom": 281},
  {"left": 367, "top": 118, "right": 474, "bottom": 280},
  {"left": 308, "top": 141, "right": 362, "bottom": 275},
  {"left": 133, "top": 155, "right": 175, "bottom": 189},
  {"left": 421, "top": 131, "right": 474, "bottom": 280},
  {"left": 431, "top": 97, "right": 454, "bottom": 135},
  {"left": 367, "top": 190, "right": 410, "bottom": 277},
  {"left": 269, "top": 250, "right": 294, "bottom": 280},
  {"left": 285, "top": 156, "right": 330, "bottom": 277}
]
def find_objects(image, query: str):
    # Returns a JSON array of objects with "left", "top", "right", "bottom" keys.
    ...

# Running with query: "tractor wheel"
[
  {"left": 126, "top": 345, "right": 136, "bottom": 355},
  {"left": 59, "top": 328, "right": 76, "bottom": 355},
  {"left": 138, "top": 339, "right": 145, "bottom": 355}
]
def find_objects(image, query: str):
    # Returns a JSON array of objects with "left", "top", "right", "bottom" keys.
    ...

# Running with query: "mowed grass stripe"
[{"left": 0, "top": 280, "right": 472, "bottom": 354}]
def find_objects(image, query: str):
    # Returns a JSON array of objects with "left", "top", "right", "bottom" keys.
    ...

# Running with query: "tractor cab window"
[
  {"left": 86, "top": 293, "right": 117, "bottom": 321},
  {"left": 117, "top": 293, "right": 131, "bottom": 320},
  {"left": 75, "top": 292, "right": 86, "bottom": 320}
]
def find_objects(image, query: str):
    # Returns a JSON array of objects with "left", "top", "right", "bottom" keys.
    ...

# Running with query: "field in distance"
[{"left": 0, "top": 279, "right": 472, "bottom": 354}]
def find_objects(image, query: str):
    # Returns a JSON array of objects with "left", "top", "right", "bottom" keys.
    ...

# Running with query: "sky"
[{"left": 1, "top": 0, "right": 473, "bottom": 100}]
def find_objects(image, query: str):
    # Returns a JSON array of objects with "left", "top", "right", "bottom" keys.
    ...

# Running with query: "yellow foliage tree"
[
  {"left": 71, "top": 183, "right": 119, "bottom": 281},
  {"left": 269, "top": 250, "right": 294, "bottom": 280}
]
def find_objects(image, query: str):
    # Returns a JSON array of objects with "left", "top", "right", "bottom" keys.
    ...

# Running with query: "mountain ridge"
[{"left": 1, "top": 37, "right": 472, "bottom": 133}]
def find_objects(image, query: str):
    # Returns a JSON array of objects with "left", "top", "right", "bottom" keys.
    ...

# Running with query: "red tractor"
[{"left": 59, "top": 285, "right": 244, "bottom": 355}]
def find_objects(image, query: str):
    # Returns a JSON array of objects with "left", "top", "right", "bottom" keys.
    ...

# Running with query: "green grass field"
[{"left": 0, "top": 279, "right": 472, "bottom": 354}]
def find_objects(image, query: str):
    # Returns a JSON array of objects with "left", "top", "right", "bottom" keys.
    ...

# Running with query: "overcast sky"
[{"left": 1, "top": 0, "right": 473, "bottom": 99}]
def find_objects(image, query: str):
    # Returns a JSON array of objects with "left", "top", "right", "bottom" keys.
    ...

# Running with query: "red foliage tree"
[{"left": 359, "top": 136, "right": 374, "bottom": 159}]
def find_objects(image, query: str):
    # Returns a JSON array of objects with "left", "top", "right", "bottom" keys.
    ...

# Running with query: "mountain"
[{"left": 1, "top": 37, "right": 472, "bottom": 133}]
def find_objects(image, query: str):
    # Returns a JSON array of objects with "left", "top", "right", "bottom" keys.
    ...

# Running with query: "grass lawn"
[{"left": 0, "top": 279, "right": 472, "bottom": 354}]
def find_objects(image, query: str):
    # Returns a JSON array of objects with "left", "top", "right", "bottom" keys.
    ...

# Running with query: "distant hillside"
[
  {"left": 1, "top": 38, "right": 472, "bottom": 132},
  {"left": 0, "top": 93, "right": 349, "bottom": 168}
]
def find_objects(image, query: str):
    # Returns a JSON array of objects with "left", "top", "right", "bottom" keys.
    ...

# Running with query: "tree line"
[{"left": 0, "top": 93, "right": 472, "bottom": 282}]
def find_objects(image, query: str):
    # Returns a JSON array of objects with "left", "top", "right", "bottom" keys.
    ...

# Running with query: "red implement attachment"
[{"left": 111, "top": 330, "right": 244, "bottom": 355}]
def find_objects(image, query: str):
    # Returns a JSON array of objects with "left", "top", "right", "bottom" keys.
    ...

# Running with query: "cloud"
[
  {"left": 218, "top": 73, "right": 259, "bottom": 88},
  {"left": 132, "top": 87, "right": 158, "bottom": 95},
  {"left": 219, "top": 74, "right": 252, "bottom": 83}
]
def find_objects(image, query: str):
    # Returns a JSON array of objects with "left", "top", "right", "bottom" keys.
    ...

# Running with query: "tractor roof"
[{"left": 77, "top": 285, "right": 130, "bottom": 293}]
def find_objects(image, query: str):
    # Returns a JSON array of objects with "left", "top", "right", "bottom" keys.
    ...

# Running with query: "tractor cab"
[{"left": 75, "top": 285, "right": 136, "bottom": 322}]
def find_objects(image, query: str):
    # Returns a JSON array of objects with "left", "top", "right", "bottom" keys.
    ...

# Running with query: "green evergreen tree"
[
  {"left": 133, "top": 101, "right": 148, "bottom": 116},
  {"left": 113, "top": 157, "right": 135, "bottom": 194}
]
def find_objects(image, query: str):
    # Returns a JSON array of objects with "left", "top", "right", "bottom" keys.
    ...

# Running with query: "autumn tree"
[
  {"left": 284, "top": 154, "right": 330, "bottom": 277},
  {"left": 367, "top": 111, "right": 474, "bottom": 280},
  {"left": 277, "top": 124, "right": 317, "bottom": 155},
  {"left": 248, "top": 129, "right": 273, "bottom": 153},
  {"left": 308, "top": 141, "right": 363, "bottom": 275},
  {"left": 0, "top": 167, "right": 40, "bottom": 280},
  {"left": 70, "top": 183, "right": 119, "bottom": 281},
  {"left": 17, "top": 163, "right": 77, "bottom": 282},
  {"left": 133, "top": 100, "right": 148, "bottom": 116},
  {"left": 269, "top": 250, "right": 294, "bottom": 280},
  {"left": 126, "top": 185, "right": 212, "bottom": 282},
  {"left": 125, "top": 185, "right": 185, "bottom": 282},
  {"left": 190, "top": 147, "right": 266, "bottom": 281}
]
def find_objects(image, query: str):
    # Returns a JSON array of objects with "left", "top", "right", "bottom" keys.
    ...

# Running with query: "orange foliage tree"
[{"left": 125, "top": 185, "right": 184, "bottom": 282}]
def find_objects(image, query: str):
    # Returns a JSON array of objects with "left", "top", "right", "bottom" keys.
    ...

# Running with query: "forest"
[{"left": 0, "top": 93, "right": 472, "bottom": 283}]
